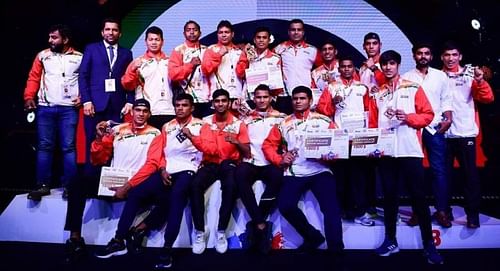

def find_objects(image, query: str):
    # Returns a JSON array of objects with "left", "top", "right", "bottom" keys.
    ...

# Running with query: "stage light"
[{"left": 471, "top": 19, "right": 481, "bottom": 30}]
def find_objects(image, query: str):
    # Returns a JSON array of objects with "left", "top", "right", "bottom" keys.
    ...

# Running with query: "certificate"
[
  {"left": 266, "top": 65, "right": 284, "bottom": 90},
  {"left": 339, "top": 111, "right": 368, "bottom": 132},
  {"left": 246, "top": 66, "right": 284, "bottom": 94},
  {"left": 301, "top": 129, "right": 349, "bottom": 159},
  {"left": 350, "top": 128, "right": 395, "bottom": 157},
  {"left": 98, "top": 166, "right": 136, "bottom": 196},
  {"left": 246, "top": 68, "right": 268, "bottom": 94}
]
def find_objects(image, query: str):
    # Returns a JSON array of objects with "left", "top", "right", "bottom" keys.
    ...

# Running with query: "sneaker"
[
  {"left": 354, "top": 213, "right": 375, "bottom": 226},
  {"left": 375, "top": 238, "right": 399, "bottom": 256},
  {"left": 127, "top": 228, "right": 148, "bottom": 254},
  {"left": 424, "top": 242, "right": 444, "bottom": 264},
  {"left": 298, "top": 229, "right": 325, "bottom": 252},
  {"left": 63, "top": 237, "right": 87, "bottom": 264},
  {"left": 192, "top": 231, "right": 207, "bottom": 254},
  {"left": 406, "top": 213, "right": 419, "bottom": 227},
  {"left": 95, "top": 238, "right": 128, "bottom": 258},
  {"left": 215, "top": 231, "right": 228, "bottom": 254},
  {"left": 433, "top": 211, "right": 452, "bottom": 228},
  {"left": 27, "top": 184, "right": 50, "bottom": 201},
  {"left": 154, "top": 247, "right": 173, "bottom": 270}
]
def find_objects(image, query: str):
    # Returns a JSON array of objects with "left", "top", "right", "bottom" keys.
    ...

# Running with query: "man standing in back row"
[
  {"left": 402, "top": 43, "right": 454, "bottom": 228},
  {"left": 202, "top": 20, "right": 244, "bottom": 100},
  {"left": 24, "top": 24, "right": 82, "bottom": 201},
  {"left": 169, "top": 20, "right": 211, "bottom": 118},
  {"left": 274, "top": 19, "right": 320, "bottom": 114},
  {"left": 440, "top": 41, "right": 494, "bottom": 229},
  {"left": 122, "top": 26, "right": 175, "bottom": 129}
]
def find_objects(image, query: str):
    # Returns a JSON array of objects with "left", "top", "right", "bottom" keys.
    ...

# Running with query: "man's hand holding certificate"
[{"left": 98, "top": 167, "right": 137, "bottom": 197}]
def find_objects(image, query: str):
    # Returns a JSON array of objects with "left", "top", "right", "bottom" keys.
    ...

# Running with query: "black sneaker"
[
  {"left": 298, "top": 229, "right": 325, "bottom": 252},
  {"left": 95, "top": 238, "right": 127, "bottom": 258},
  {"left": 27, "top": 185, "right": 50, "bottom": 201},
  {"left": 423, "top": 242, "right": 444, "bottom": 264},
  {"left": 375, "top": 238, "right": 399, "bottom": 256},
  {"left": 154, "top": 247, "right": 173, "bottom": 270},
  {"left": 63, "top": 237, "right": 87, "bottom": 264},
  {"left": 127, "top": 228, "right": 148, "bottom": 254}
]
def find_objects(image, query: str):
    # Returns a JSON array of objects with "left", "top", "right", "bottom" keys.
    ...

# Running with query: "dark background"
[{"left": 1, "top": 0, "right": 499, "bottom": 212}]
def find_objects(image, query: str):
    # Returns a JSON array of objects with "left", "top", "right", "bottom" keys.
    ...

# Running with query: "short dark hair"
[
  {"left": 338, "top": 55, "right": 354, "bottom": 63},
  {"left": 212, "top": 88, "right": 230, "bottom": 100},
  {"left": 146, "top": 26, "right": 163, "bottom": 40},
  {"left": 412, "top": 42, "right": 433, "bottom": 54},
  {"left": 320, "top": 39, "right": 336, "bottom": 49},
  {"left": 441, "top": 40, "right": 461, "bottom": 54},
  {"left": 254, "top": 84, "right": 271, "bottom": 93},
  {"left": 49, "top": 24, "right": 72, "bottom": 42},
  {"left": 380, "top": 50, "right": 401, "bottom": 65},
  {"left": 289, "top": 19, "right": 305, "bottom": 29},
  {"left": 254, "top": 26, "right": 271, "bottom": 38},
  {"left": 102, "top": 17, "right": 121, "bottom": 31},
  {"left": 363, "top": 32, "right": 380, "bottom": 42},
  {"left": 175, "top": 93, "right": 194, "bottom": 105},
  {"left": 292, "top": 85, "right": 312, "bottom": 99},
  {"left": 184, "top": 20, "right": 200, "bottom": 32},
  {"left": 217, "top": 20, "right": 233, "bottom": 32}
]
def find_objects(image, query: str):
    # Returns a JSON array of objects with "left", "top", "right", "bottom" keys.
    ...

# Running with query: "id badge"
[
  {"left": 176, "top": 131, "right": 187, "bottom": 143},
  {"left": 62, "top": 82, "right": 72, "bottom": 99},
  {"left": 105, "top": 78, "right": 116, "bottom": 92}
]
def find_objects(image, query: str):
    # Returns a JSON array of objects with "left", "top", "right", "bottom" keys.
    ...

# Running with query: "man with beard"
[
  {"left": 402, "top": 43, "right": 454, "bottom": 228},
  {"left": 122, "top": 26, "right": 175, "bottom": 129},
  {"left": 169, "top": 21, "right": 211, "bottom": 118},
  {"left": 79, "top": 17, "right": 134, "bottom": 169},
  {"left": 24, "top": 24, "right": 82, "bottom": 201},
  {"left": 63, "top": 18, "right": 133, "bottom": 264}
]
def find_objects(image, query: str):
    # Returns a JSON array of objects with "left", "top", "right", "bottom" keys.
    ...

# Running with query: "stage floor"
[{"left": 1, "top": 186, "right": 499, "bottom": 250}]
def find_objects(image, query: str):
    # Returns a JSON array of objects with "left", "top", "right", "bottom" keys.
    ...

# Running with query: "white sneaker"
[
  {"left": 215, "top": 231, "right": 228, "bottom": 254},
  {"left": 354, "top": 212, "right": 375, "bottom": 226},
  {"left": 192, "top": 231, "right": 206, "bottom": 254}
]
